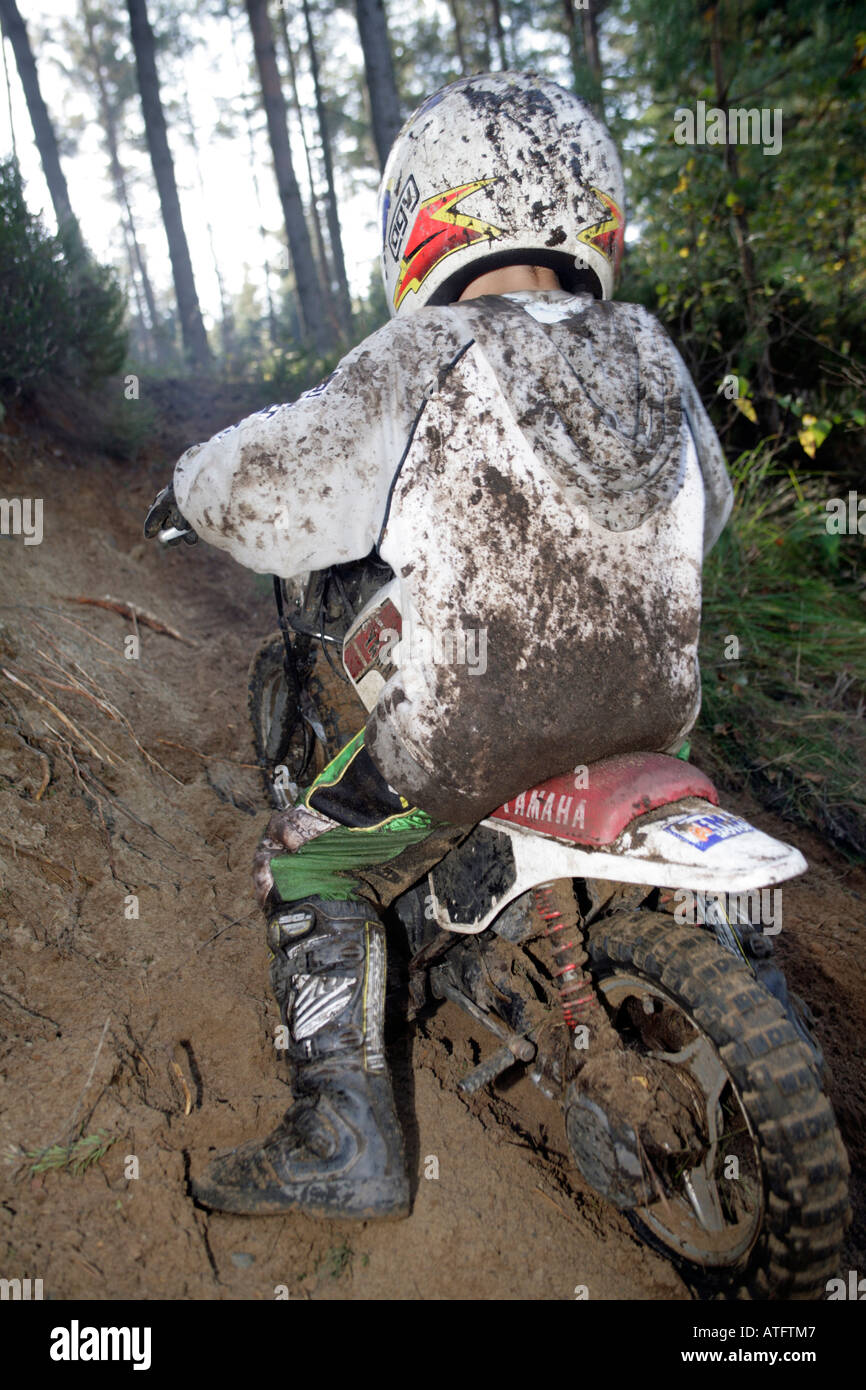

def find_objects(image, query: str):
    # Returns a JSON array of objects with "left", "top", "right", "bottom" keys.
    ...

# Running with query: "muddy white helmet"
[{"left": 378, "top": 71, "right": 625, "bottom": 317}]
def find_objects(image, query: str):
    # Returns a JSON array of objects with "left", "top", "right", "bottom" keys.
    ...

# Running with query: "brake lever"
[{"left": 157, "top": 524, "right": 198, "bottom": 547}]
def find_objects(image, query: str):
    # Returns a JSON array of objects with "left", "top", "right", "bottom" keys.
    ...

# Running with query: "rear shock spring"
[{"left": 532, "top": 880, "right": 598, "bottom": 1033}]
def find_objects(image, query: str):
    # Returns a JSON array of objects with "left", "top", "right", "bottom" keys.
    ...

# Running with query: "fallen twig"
[
  {"left": 532, "top": 1184, "right": 582, "bottom": 1228},
  {"left": 29, "top": 670, "right": 119, "bottom": 722},
  {"left": 12, "top": 658, "right": 181, "bottom": 786},
  {"left": 64, "top": 596, "right": 196, "bottom": 646},
  {"left": 54, "top": 738, "right": 120, "bottom": 880},
  {"left": 47, "top": 611, "right": 119, "bottom": 655},
  {"left": 78, "top": 765, "right": 182, "bottom": 852},
  {"left": 170, "top": 1060, "right": 193, "bottom": 1116},
  {"left": 197, "top": 911, "right": 258, "bottom": 951},
  {"left": 69, "top": 1250, "right": 104, "bottom": 1278}
]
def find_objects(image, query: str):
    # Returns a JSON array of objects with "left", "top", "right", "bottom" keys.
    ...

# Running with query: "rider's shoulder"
[
  {"left": 331, "top": 305, "right": 474, "bottom": 381},
  {"left": 360, "top": 302, "right": 471, "bottom": 349}
]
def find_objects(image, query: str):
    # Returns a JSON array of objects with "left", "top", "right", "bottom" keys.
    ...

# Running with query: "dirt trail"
[{"left": 0, "top": 390, "right": 863, "bottom": 1301}]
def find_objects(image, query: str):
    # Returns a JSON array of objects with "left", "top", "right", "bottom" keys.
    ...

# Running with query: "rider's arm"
[
  {"left": 172, "top": 314, "right": 466, "bottom": 579},
  {"left": 173, "top": 338, "right": 395, "bottom": 577}
]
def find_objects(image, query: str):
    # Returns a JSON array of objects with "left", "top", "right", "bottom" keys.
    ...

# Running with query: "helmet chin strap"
[{"left": 458, "top": 264, "right": 562, "bottom": 301}]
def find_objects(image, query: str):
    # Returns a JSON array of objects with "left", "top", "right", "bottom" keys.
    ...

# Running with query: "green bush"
[
  {"left": 699, "top": 445, "right": 866, "bottom": 854},
  {"left": 0, "top": 158, "right": 127, "bottom": 396}
]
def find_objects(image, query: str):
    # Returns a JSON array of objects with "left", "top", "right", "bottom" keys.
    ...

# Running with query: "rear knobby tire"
[{"left": 586, "top": 909, "right": 850, "bottom": 1300}]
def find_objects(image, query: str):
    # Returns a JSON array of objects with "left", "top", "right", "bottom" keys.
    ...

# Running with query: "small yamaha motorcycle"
[{"left": 246, "top": 556, "right": 849, "bottom": 1300}]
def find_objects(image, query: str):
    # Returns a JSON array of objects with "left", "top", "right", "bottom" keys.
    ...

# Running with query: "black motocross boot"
[{"left": 192, "top": 899, "right": 410, "bottom": 1218}]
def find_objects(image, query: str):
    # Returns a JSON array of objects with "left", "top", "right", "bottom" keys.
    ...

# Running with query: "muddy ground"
[{"left": 0, "top": 382, "right": 864, "bottom": 1301}]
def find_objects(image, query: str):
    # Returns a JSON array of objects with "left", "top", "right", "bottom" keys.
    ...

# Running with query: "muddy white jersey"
[{"left": 174, "top": 291, "right": 733, "bottom": 820}]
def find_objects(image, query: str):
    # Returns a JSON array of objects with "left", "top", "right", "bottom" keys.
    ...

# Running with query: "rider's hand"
[{"left": 144, "top": 482, "right": 198, "bottom": 546}]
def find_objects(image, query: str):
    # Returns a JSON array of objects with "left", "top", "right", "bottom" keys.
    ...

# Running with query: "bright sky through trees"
[{"left": 0, "top": 0, "right": 381, "bottom": 326}]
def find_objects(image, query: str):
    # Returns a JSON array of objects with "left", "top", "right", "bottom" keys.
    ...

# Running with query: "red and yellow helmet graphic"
[
  {"left": 576, "top": 187, "right": 625, "bottom": 277},
  {"left": 392, "top": 179, "right": 502, "bottom": 310}
]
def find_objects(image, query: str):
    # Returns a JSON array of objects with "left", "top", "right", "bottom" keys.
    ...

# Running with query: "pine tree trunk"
[
  {"left": 582, "top": 1, "right": 602, "bottom": 83},
  {"left": 245, "top": 0, "right": 331, "bottom": 353},
  {"left": 275, "top": 3, "right": 338, "bottom": 337},
  {"left": 353, "top": 0, "right": 401, "bottom": 171},
  {"left": 125, "top": 0, "right": 210, "bottom": 366},
  {"left": 581, "top": 0, "right": 605, "bottom": 116},
  {"left": 478, "top": 4, "right": 493, "bottom": 71},
  {"left": 224, "top": 1, "right": 278, "bottom": 352},
  {"left": 301, "top": 0, "right": 352, "bottom": 339},
  {"left": 490, "top": 0, "right": 508, "bottom": 69},
  {"left": 563, "top": 0, "right": 604, "bottom": 115},
  {"left": 0, "top": 0, "right": 76, "bottom": 232},
  {"left": 448, "top": 0, "right": 469, "bottom": 76},
  {"left": 80, "top": 7, "right": 160, "bottom": 337},
  {"left": 710, "top": 6, "right": 779, "bottom": 433},
  {"left": 562, "top": 0, "right": 581, "bottom": 88},
  {"left": 123, "top": 225, "right": 155, "bottom": 361},
  {"left": 180, "top": 91, "right": 233, "bottom": 346}
]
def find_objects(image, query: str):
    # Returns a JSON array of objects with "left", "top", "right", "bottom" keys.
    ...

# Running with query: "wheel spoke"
[
  {"left": 682, "top": 1164, "right": 727, "bottom": 1233},
  {"left": 646, "top": 1035, "right": 730, "bottom": 1231},
  {"left": 647, "top": 1036, "right": 727, "bottom": 1140}
]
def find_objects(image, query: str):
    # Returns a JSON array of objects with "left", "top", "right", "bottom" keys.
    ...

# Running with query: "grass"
[
  {"left": 318, "top": 1240, "right": 354, "bottom": 1281},
  {"left": 18, "top": 1130, "right": 117, "bottom": 1180},
  {"left": 698, "top": 443, "right": 866, "bottom": 855}
]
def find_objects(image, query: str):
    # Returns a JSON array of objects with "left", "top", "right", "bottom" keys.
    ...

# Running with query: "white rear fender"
[{"left": 428, "top": 798, "right": 807, "bottom": 935}]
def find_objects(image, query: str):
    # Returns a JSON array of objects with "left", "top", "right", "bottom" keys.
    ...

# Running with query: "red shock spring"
[{"left": 532, "top": 880, "right": 597, "bottom": 1033}]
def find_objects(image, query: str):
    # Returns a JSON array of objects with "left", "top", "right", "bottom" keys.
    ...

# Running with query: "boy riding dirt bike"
[{"left": 144, "top": 74, "right": 848, "bottom": 1293}]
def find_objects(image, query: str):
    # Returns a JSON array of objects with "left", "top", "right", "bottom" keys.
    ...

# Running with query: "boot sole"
[{"left": 192, "top": 1174, "right": 410, "bottom": 1220}]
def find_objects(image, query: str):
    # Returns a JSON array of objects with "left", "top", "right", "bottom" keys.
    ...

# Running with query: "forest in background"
[{"left": 1, "top": 0, "right": 865, "bottom": 851}]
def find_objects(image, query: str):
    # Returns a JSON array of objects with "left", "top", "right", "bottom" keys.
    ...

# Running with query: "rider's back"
[
  {"left": 369, "top": 289, "right": 726, "bottom": 820},
  {"left": 174, "top": 288, "right": 732, "bottom": 821}
]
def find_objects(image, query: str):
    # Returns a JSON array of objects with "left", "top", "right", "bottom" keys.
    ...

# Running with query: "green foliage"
[
  {"left": 703, "top": 449, "right": 866, "bottom": 673},
  {"left": 700, "top": 446, "right": 866, "bottom": 853},
  {"left": 606, "top": 0, "right": 866, "bottom": 453},
  {"left": 101, "top": 390, "right": 159, "bottom": 461},
  {"left": 59, "top": 223, "right": 129, "bottom": 381},
  {"left": 0, "top": 159, "right": 128, "bottom": 397},
  {"left": 216, "top": 267, "right": 344, "bottom": 398},
  {"left": 0, "top": 161, "right": 71, "bottom": 390}
]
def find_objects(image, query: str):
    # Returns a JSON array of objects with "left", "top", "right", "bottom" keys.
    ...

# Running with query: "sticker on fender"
[{"left": 662, "top": 809, "right": 755, "bottom": 851}]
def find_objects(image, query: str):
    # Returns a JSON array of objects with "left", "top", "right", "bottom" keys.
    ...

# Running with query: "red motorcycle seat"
[{"left": 490, "top": 752, "right": 719, "bottom": 847}]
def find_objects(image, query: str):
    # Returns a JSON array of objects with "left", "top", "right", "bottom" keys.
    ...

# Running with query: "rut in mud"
[{"left": 0, "top": 386, "right": 864, "bottom": 1300}]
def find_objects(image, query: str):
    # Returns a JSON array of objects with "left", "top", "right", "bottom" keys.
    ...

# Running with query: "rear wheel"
[{"left": 580, "top": 909, "right": 849, "bottom": 1299}]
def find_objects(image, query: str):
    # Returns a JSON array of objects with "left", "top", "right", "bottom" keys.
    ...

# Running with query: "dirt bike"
[{"left": 247, "top": 555, "right": 850, "bottom": 1301}]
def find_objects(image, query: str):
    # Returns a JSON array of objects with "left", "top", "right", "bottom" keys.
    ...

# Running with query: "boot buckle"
[{"left": 267, "top": 907, "right": 316, "bottom": 952}]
